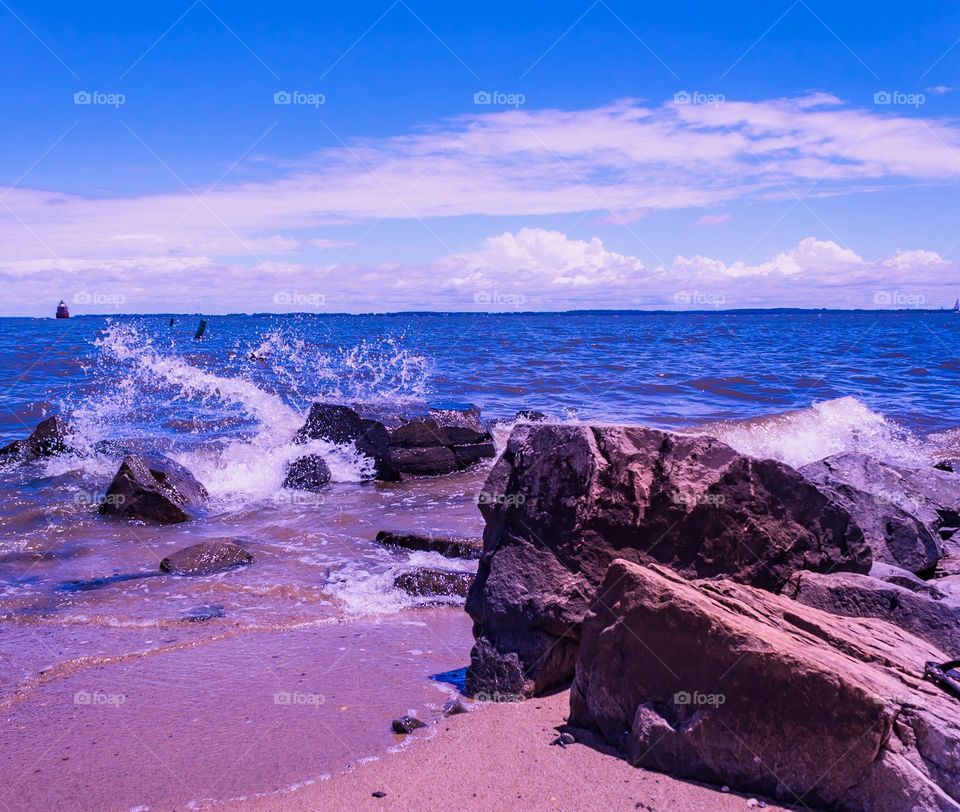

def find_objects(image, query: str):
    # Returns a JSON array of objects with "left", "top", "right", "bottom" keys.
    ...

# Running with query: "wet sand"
[{"left": 234, "top": 690, "right": 796, "bottom": 812}]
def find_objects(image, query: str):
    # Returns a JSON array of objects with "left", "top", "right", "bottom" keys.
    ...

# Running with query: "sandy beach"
[{"left": 234, "top": 690, "right": 794, "bottom": 812}]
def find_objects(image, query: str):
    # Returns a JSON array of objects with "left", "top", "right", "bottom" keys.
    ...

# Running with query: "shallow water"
[{"left": 1, "top": 311, "right": 958, "bottom": 809}]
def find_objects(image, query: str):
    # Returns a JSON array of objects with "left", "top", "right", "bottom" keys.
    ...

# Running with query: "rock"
[
  {"left": 282, "top": 454, "right": 331, "bottom": 490},
  {"left": 466, "top": 424, "right": 871, "bottom": 697},
  {"left": 786, "top": 570, "right": 960, "bottom": 654},
  {"left": 388, "top": 445, "right": 459, "bottom": 476},
  {"left": 391, "top": 715, "right": 426, "bottom": 734},
  {"left": 160, "top": 540, "right": 253, "bottom": 575},
  {"left": 0, "top": 416, "right": 71, "bottom": 463},
  {"left": 379, "top": 403, "right": 495, "bottom": 476},
  {"left": 515, "top": 410, "right": 547, "bottom": 422},
  {"left": 99, "top": 455, "right": 208, "bottom": 524},
  {"left": 372, "top": 790, "right": 387, "bottom": 798},
  {"left": 551, "top": 732, "right": 575, "bottom": 747},
  {"left": 182, "top": 604, "right": 227, "bottom": 622},
  {"left": 374, "top": 531, "right": 482, "bottom": 560},
  {"left": 800, "top": 453, "right": 945, "bottom": 573},
  {"left": 442, "top": 698, "right": 468, "bottom": 717},
  {"left": 394, "top": 568, "right": 473, "bottom": 599},
  {"left": 571, "top": 560, "right": 960, "bottom": 812},
  {"left": 868, "top": 561, "right": 942, "bottom": 595},
  {"left": 935, "top": 459, "right": 960, "bottom": 473},
  {"left": 294, "top": 404, "right": 400, "bottom": 482}
]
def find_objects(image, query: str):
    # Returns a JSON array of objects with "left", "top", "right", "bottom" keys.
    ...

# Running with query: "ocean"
[{"left": 1, "top": 310, "right": 958, "bottom": 808}]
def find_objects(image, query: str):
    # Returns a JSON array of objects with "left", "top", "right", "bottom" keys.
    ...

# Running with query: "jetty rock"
[
  {"left": 282, "top": 454, "right": 332, "bottom": 491},
  {"left": 571, "top": 560, "right": 960, "bottom": 812},
  {"left": 100, "top": 455, "right": 208, "bottom": 524},
  {"left": 292, "top": 402, "right": 495, "bottom": 479},
  {"left": 0, "top": 416, "right": 72, "bottom": 463},
  {"left": 466, "top": 423, "right": 871, "bottom": 697},
  {"left": 800, "top": 452, "right": 957, "bottom": 574},
  {"left": 293, "top": 403, "right": 400, "bottom": 482}
]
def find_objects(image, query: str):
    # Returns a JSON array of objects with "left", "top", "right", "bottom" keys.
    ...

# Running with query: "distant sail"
[
  {"left": 55, "top": 300, "right": 70, "bottom": 319},
  {"left": 954, "top": 299, "right": 959, "bottom": 313}
]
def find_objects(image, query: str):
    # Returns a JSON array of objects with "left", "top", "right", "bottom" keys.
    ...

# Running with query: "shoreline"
[{"left": 231, "top": 689, "right": 794, "bottom": 812}]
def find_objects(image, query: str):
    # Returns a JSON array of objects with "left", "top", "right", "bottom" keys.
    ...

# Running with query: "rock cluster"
[
  {"left": 466, "top": 422, "right": 960, "bottom": 809},
  {"left": 0, "top": 416, "right": 72, "bottom": 463}
]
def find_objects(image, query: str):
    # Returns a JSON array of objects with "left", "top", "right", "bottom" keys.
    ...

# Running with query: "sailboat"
[{"left": 954, "top": 299, "right": 959, "bottom": 314}]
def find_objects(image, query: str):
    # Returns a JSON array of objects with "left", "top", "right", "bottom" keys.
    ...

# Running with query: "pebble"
[
  {"left": 391, "top": 715, "right": 427, "bottom": 734},
  {"left": 551, "top": 732, "right": 575, "bottom": 748},
  {"left": 372, "top": 790, "right": 386, "bottom": 798}
]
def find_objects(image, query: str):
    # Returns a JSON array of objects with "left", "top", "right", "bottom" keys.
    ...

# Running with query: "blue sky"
[{"left": 1, "top": 0, "right": 959, "bottom": 313}]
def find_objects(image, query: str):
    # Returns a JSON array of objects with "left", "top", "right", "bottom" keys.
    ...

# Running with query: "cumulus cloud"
[{"left": 9, "top": 229, "right": 951, "bottom": 315}]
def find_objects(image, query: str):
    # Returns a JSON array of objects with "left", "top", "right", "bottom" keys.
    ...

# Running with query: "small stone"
[
  {"left": 551, "top": 732, "right": 575, "bottom": 747},
  {"left": 391, "top": 715, "right": 426, "bottom": 734},
  {"left": 721, "top": 786, "right": 730, "bottom": 793},
  {"left": 747, "top": 800, "right": 759, "bottom": 809},
  {"left": 442, "top": 698, "right": 468, "bottom": 717},
  {"left": 372, "top": 790, "right": 386, "bottom": 798}
]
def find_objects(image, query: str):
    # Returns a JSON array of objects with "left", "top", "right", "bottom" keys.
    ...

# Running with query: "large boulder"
[
  {"left": 800, "top": 453, "right": 950, "bottom": 574},
  {"left": 375, "top": 531, "right": 482, "bottom": 559},
  {"left": 160, "top": 540, "right": 253, "bottom": 575},
  {"left": 786, "top": 569, "right": 960, "bottom": 655},
  {"left": 294, "top": 403, "right": 400, "bottom": 482},
  {"left": 99, "top": 455, "right": 208, "bottom": 524},
  {"left": 0, "top": 416, "right": 71, "bottom": 463},
  {"left": 571, "top": 560, "right": 960, "bottom": 812},
  {"left": 466, "top": 424, "right": 871, "bottom": 697}
]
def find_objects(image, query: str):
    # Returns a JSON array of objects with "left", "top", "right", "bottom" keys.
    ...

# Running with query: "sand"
[{"left": 232, "top": 689, "right": 795, "bottom": 812}]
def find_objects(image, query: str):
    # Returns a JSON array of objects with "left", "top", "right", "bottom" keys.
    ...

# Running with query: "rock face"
[
  {"left": 375, "top": 531, "right": 482, "bottom": 560},
  {"left": 466, "top": 424, "right": 871, "bottom": 696},
  {"left": 786, "top": 569, "right": 960, "bottom": 656},
  {"left": 800, "top": 453, "right": 950, "bottom": 574},
  {"left": 160, "top": 541, "right": 253, "bottom": 575},
  {"left": 294, "top": 404, "right": 400, "bottom": 482},
  {"left": 282, "top": 454, "right": 331, "bottom": 490},
  {"left": 394, "top": 568, "right": 473, "bottom": 599},
  {"left": 571, "top": 560, "right": 960, "bottom": 812},
  {"left": 99, "top": 455, "right": 208, "bottom": 524},
  {"left": 0, "top": 416, "right": 71, "bottom": 463}
]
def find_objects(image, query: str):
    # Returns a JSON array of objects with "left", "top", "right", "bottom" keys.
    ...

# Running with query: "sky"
[{"left": 1, "top": 0, "right": 959, "bottom": 314}]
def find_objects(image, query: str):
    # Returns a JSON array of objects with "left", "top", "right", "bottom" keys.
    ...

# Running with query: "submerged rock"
[
  {"left": 100, "top": 455, "right": 208, "bottom": 524},
  {"left": 375, "top": 531, "right": 482, "bottom": 559},
  {"left": 467, "top": 423, "right": 871, "bottom": 697},
  {"left": 394, "top": 568, "right": 473, "bottom": 598},
  {"left": 800, "top": 452, "right": 948, "bottom": 573},
  {"left": 282, "top": 454, "right": 331, "bottom": 491},
  {"left": 571, "top": 560, "right": 960, "bottom": 812},
  {"left": 294, "top": 403, "right": 400, "bottom": 482},
  {"left": 159, "top": 540, "right": 253, "bottom": 576},
  {"left": 0, "top": 416, "right": 72, "bottom": 463}
]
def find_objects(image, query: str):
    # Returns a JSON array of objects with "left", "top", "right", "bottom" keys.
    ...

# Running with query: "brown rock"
[
  {"left": 160, "top": 540, "right": 253, "bottom": 575},
  {"left": 466, "top": 424, "right": 871, "bottom": 697},
  {"left": 375, "top": 531, "right": 482, "bottom": 560},
  {"left": 99, "top": 455, "right": 207, "bottom": 524},
  {"left": 294, "top": 403, "right": 400, "bottom": 482},
  {"left": 282, "top": 454, "right": 331, "bottom": 490},
  {"left": 0, "top": 416, "right": 71, "bottom": 463},
  {"left": 571, "top": 560, "right": 960, "bottom": 812},
  {"left": 394, "top": 568, "right": 473, "bottom": 599},
  {"left": 786, "top": 569, "right": 960, "bottom": 654},
  {"left": 388, "top": 445, "right": 458, "bottom": 476}
]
